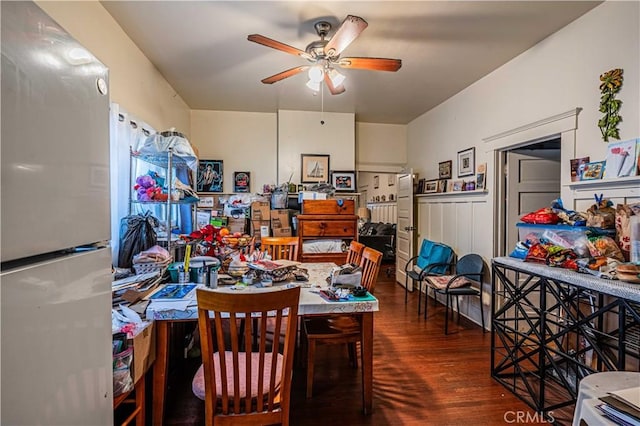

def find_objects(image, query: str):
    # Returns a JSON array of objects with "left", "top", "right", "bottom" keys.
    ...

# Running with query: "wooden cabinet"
[{"left": 297, "top": 213, "right": 358, "bottom": 264}]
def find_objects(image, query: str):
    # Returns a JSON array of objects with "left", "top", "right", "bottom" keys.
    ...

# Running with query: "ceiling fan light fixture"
[
  {"left": 308, "top": 65, "right": 324, "bottom": 83},
  {"left": 328, "top": 68, "right": 346, "bottom": 87},
  {"left": 306, "top": 79, "right": 321, "bottom": 92}
]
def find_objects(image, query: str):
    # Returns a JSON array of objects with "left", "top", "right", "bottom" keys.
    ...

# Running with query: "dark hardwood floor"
[{"left": 160, "top": 265, "right": 562, "bottom": 425}]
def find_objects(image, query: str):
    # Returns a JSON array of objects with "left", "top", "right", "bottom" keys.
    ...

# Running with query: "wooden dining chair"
[
  {"left": 260, "top": 236, "right": 299, "bottom": 261},
  {"left": 346, "top": 240, "right": 365, "bottom": 265},
  {"left": 191, "top": 286, "right": 300, "bottom": 426},
  {"left": 302, "top": 247, "right": 383, "bottom": 398}
]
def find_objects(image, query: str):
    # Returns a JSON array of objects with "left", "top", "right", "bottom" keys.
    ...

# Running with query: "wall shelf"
[
  {"left": 415, "top": 189, "right": 487, "bottom": 198},
  {"left": 563, "top": 175, "right": 640, "bottom": 189}
]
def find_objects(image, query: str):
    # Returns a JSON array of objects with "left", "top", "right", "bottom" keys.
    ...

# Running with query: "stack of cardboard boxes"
[{"left": 250, "top": 201, "right": 293, "bottom": 240}]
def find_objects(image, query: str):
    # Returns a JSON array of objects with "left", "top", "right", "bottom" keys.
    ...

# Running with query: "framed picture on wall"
[
  {"left": 301, "top": 154, "right": 330, "bottom": 183},
  {"left": 373, "top": 175, "right": 379, "bottom": 189},
  {"left": 457, "top": 147, "right": 475, "bottom": 177},
  {"left": 233, "top": 172, "right": 250, "bottom": 193},
  {"left": 197, "top": 160, "right": 224, "bottom": 193},
  {"left": 439, "top": 160, "right": 452, "bottom": 179},
  {"left": 388, "top": 174, "right": 395, "bottom": 186},
  {"left": 331, "top": 171, "right": 357, "bottom": 192}
]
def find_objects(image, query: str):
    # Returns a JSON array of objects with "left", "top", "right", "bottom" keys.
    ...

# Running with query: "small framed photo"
[
  {"left": 331, "top": 170, "right": 357, "bottom": 192},
  {"left": 388, "top": 174, "right": 395, "bottom": 186},
  {"left": 197, "top": 159, "right": 224, "bottom": 193},
  {"left": 570, "top": 157, "right": 590, "bottom": 182},
  {"left": 457, "top": 147, "right": 475, "bottom": 177},
  {"left": 452, "top": 180, "right": 464, "bottom": 192},
  {"left": 476, "top": 173, "right": 486, "bottom": 190},
  {"left": 301, "top": 154, "right": 330, "bottom": 183},
  {"left": 417, "top": 178, "right": 426, "bottom": 194},
  {"left": 436, "top": 179, "right": 447, "bottom": 193},
  {"left": 581, "top": 161, "right": 605, "bottom": 180},
  {"left": 439, "top": 160, "right": 452, "bottom": 179},
  {"left": 233, "top": 171, "right": 250, "bottom": 193},
  {"left": 423, "top": 179, "right": 439, "bottom": 193},
  {"left": 373, "top": 175, "right": 379, "bottom": 189}
]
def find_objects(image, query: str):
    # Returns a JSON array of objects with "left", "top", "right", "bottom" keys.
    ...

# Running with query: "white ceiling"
[{"left": 101, "top": 1, "right": 600, "bottom": 124}]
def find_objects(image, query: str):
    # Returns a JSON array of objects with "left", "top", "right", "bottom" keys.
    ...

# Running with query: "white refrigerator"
[{"left": 1, "top": 2, "right": 113, "bottom": 424}]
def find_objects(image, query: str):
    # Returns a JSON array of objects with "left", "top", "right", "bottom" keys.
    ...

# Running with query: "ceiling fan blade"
[
  {"left": 338, "top": 57, "right": 402, "bottom": 72},
  {"left": 324, "top": 73, "right": 346, "bottom": 95},
  {"left": 324, "top": 15, "right": 368, "bottom": 57},
  {"left": 261, "top": 66, "right": 309, "bottom": 84},
  {"left": 248, "top": 34, "right": 312, "bottom": 60}
]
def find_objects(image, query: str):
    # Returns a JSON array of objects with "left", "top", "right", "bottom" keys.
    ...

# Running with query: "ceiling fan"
[{"left": 247, "top": 15, "right": 402, "bottom": 95}]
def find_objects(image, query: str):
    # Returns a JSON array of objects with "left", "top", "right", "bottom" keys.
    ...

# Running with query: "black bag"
[{"left": 118, "top": 212, "right": 159, "bottom": 268}]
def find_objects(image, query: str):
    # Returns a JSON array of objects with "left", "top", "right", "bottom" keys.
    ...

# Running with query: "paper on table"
[
  {"left": 148, "top": 300, "right": 193, "bottom": 312},
  {"left": 609, "top": 387, "right": 640, "bottom": 411}
]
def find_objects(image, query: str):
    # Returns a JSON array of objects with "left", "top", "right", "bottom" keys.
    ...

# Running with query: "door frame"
[{"left": 483, "top": 108, "right": 581, "bottom": 258}]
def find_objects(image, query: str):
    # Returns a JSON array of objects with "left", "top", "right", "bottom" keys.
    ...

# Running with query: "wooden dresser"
[{"left": 297, "top": 200, "right": 358, "bottom": 264}]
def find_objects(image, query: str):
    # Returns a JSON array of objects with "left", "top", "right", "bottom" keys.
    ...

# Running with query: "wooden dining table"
[{"left": 145, "top": 262, "right": 379, "bottom": 425}]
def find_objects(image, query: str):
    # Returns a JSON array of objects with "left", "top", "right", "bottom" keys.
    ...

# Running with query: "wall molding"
[{"left": 482, "top": 108, "right": 582, "bottom": 151}]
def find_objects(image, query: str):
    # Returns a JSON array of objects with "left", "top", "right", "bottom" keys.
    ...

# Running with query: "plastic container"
[
  {"left": 516, "top": 223, "right": 615, "bottom": 257},
  {"left": 631, "top": 215, "right": 640, "bottom": 264},
  {"left": 167, "top": 262, "right": 183, "bottom": 283}
]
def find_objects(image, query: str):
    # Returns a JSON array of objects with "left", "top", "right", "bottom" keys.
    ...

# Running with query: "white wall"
[
  {"left": 190, "top": 110, "right": 277, "bottom": 193},
  {"left": 277, "top": 110, "right": 355, "bottom": 185},
  {"left": 356, "top": 122, "right": 407, "bottom": 172},
  {"left": 407, "top": 2, "right": 640, "bottom": 328},
  {"left": 36, "top": 1, "right": 190, "bottom": 133}
]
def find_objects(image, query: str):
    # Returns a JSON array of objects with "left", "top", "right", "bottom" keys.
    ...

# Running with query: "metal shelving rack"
[{"left": 129, "top": 146, "right": 198, "bottom": 257}]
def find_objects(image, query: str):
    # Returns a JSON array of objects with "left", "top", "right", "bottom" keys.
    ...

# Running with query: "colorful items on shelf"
[{"left": 133, "top": 172, "right": 165, "bottom": 201}]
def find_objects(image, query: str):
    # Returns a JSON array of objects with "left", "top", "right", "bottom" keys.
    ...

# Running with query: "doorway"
[{"left": 500, "top": 137, "right": 562, "bottom": 256}]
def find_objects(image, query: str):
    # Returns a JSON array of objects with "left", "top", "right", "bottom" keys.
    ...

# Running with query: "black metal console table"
[{"left": 491, "top": 257, "right": 640, "bottom": 421}]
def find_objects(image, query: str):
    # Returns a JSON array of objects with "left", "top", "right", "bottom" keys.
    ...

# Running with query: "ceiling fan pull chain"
[{"left": 320, "top": 83, "right": 325, "bottom": 125}]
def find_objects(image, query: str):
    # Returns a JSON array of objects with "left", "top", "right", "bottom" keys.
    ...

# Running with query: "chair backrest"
[
  {"left": 346, "top": 240, "right": 366, "bottom": 265},
  {"left": 416, "top": 240, "right": 454, "bottom": 274},
  {"left": 195, "top": 286, "right": 301, "bottom": 424},
  {"left": 261, "top": 236, "right": 299, "bottom": 261},
  {"left": 359, "top": 247, "right": 383, "bottom": 292},
  {"left": 455, "top": 253, "right": 484, "bottom": 281}
]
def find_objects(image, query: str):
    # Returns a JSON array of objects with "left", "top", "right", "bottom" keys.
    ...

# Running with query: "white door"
[
  {"left": 395, "top": 171, "right": 414, "bottom": 286},
  {"left": 506, "top": 149, "right": 561, "bottom": 253},
  {"left": 505, "top": 149, "right": 561, "bottom": 332}
]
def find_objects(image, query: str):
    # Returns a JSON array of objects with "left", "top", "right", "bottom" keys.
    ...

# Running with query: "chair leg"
[
  {"left": 404, "top": 275, "right": 409, "bottom": 304},
  {"left": 456, "top": 296, "right": 460, "bottom": 323},
  {"left": 306, "top": 338, "right": 316, "bottom": 398},
  {"left": 479, "top": 291, "right": 486, "bottom": 332},
  {"left": 417, "top": 281, "right": 422, "bottom": 316},
  {"left": 444, "top": 293, "right": 450, "bottom": 335},
  {"left": 424, "top": 287, "right": 429, "bottom": 320},
  {"left": 424, "top": 285, "right": 430, "bottom": 320}
]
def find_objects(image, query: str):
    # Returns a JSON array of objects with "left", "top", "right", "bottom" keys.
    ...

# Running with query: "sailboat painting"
[{"left": 301, "top": 154, "right": 330, "bottom": 183}]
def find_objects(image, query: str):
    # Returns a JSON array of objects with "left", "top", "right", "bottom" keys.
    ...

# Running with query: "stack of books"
[{"left": 597, "top": 386, "right": 640, "bottom": 426}]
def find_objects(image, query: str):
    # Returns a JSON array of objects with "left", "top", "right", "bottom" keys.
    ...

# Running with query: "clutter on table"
[{"left": 510, "top": 197, "right": 640, "bottom": 283}]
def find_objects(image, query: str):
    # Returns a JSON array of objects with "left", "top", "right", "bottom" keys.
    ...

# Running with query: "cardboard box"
[
  {"left": 251, "top": 220, "right": 270, "bottom": 241},
  {"left": 129, "top": 321, "right": 156, "bottom": 384},
  {"left": 272, "top": 227, "right": 292, "bottom": 237},
  {"left": 251, "top": 201, "right": 271, "bottom": 221},
  {"left": 301, "top": 199, "right": 355, "bottom": 215},
  {"left": 270, "top": 209, "right": 291, "bottom": 229},
  {"left": 227, "top": 217, "right": 247, "bottom": 234}
]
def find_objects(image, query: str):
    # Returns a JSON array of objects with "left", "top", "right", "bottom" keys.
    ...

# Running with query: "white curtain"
[{"left": 109, "top": 103, "right": 155, "bottom": 266}]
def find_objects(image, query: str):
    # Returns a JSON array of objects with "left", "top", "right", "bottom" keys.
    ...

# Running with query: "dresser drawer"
[{"left": 300, "top": 220, "right": 356, "bottom": 237}]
